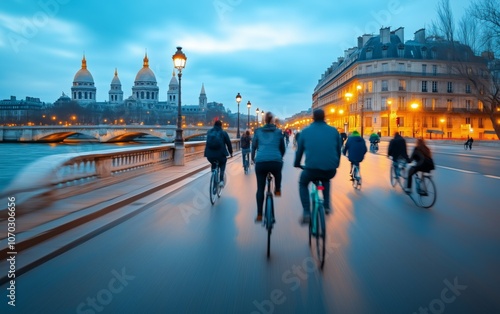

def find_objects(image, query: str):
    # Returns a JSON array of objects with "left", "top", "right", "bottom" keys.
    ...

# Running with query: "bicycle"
[
  {"left": 390, "top": 158, "right": 437, "bottom": 208},
  {"left": 262, "top": 172, "right": 276, "bottom": 258},
  {"left": 309, "top": 180, "right": 326, "bottom": 269},
  {"left": 209, "top": 160, "right": 224, "bottom": 205},
  {"left": 369, "top": 142, "right": 379, "bottom": 153},
  {"left": 351, "top": 164, "right": 362, "bottom": 190},
  {"left": 299, "top": 166, "right": 326, "bottom": 269},
  {"left": 243, "top": 151, "right": 250, "bottom": 174},
  {"left": 464, "top": 141, "right": 469, "bottom": 150}
]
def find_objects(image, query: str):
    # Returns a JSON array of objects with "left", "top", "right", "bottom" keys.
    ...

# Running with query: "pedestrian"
[{"left": 468, "top": 137, "right": 473, "bottom": 150}]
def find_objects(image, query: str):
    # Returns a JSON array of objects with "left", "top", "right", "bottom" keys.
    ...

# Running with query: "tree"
[{"left": 430, "top": 0, "right": 500, "bottom": 139}]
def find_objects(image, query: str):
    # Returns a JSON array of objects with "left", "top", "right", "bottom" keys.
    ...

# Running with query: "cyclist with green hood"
[{"left": 342, "top": 130, "right": 367, "bottom": 180}]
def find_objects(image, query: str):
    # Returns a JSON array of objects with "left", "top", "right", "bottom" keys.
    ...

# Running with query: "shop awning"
[{"left": 426, "top": 129, "right": 444, "bottom": 134}]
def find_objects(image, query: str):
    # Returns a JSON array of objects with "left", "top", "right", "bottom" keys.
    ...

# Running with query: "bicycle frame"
[
  {"left": 309, "top": 180, "right": 326, "bottom": 269},
  {"left": 264, "top": 172, "right": 275, "bottom": 258}
]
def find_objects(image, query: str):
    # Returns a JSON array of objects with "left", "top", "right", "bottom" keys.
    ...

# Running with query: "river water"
[{"left": 0, "top": 142, "right": 163, "bottom": 193}]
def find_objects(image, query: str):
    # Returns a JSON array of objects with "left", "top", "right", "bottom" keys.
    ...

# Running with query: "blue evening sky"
[{"left": 0, "top": 0, "right": 467, "bottom": 119}]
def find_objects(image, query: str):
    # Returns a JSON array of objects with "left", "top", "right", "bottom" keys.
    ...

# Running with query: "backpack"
[{"left": 206, "top": 129, "right": 224, "bottom": 150}]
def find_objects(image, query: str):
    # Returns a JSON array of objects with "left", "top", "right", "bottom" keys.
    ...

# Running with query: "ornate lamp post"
[
  {"left": 172, "top": 46, "right": 187, "bottom": 166},
  {"left": 387, "top": 99, "right": 392, "bottom": 136},
  {"left": 411, "top": 102, "right": 419, "bottom": 138},
  {"left": 261, "top": 110, "right": 264, "bottom": 125},
  {"left": 247, "top": 100, "right": 251, "bottom": 130},
  {"left": 357, "top": 84, "right": 364, "bottom": 137},
  {"left": 255, "top": 107, "right": 259, "bottom": 126},
  {"left": 236, "top": 92, "right": 242, "bottom": 138},
  {"left": 172, "top": 46, "right": 187, "bottom": 146}
]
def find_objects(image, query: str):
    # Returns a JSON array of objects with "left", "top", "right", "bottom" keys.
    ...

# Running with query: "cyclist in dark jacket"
[
  {"left": 252, "top": 112, "right": 285, "bottom": 222},
  {"left": 240, "top": 130, "right": 252, "bottom": 167},
  {"left": 342, "top": 130, "right": 367, "bottom": 180},
  {"left": 388, "top": 132, "right": 409, "bottom": 162},
  {"left": 204, "top": 120, "right": 233, "bottom": 187},
  {"left": 406, "top": 138, "right": 435, "bottom": 192}
]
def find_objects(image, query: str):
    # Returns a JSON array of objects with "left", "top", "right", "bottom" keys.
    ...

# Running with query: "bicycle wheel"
[
  {"left": 209, "top": 171, "right": 217, "bottom": 205},
  {"left": 217, "top": 171, "right": 225, "bottom": 198},
  {"left": 265, "top": 194, "right": 273, "bottom": 258},
  {"left": 353, "top": 167, "right": 361, "bottom": 190},
  {"left": 417, "top": 176, "right": 437, "bottom": 208},
  {"left": 244, "top": 159, "right": 249, "bottom": 174},
  {"left": 390, "top": 165, "right": 398, "bottom": 187},
  {"left": 313, "top": 203, "right": 326, "bottom": 269}
]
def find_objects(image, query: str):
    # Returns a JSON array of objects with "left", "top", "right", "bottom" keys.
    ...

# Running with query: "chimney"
[
  {"left": 380, "top": 27, "right": 390, "bottom": 44},
  {"left": 414, "top": 28, "right": 425, "bottom": 43},
  {"left": 393, "top": 27, "right": 404, "bottom": 43},
  {"left": 362, "top": 34, "right": 373, "bottom": 46},
  {"left": 358, "top": 36, "right": 363, "bottom": 48}
]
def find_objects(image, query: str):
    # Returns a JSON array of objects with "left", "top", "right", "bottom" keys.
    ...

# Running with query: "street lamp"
[
  {"left": 255, "top": 107, "right": 259, "bottom": 125},
  {"left": 235, "top": 93, "right": 242, "bottom": 138},
  {"left": 357, "top": 84, "right": 364, "bottom": 137},
  {"left": 440, "top": 118, "right": 445, "bottom": 139},
  {"left": 411, "top": 102, "right": 419, "bottom": 138},
  {"left": 387, "top": 99, "right": 393, "bottom": 136},
  {"left": 247, "top": 101, "right": 251, "bottom": 130},
  {"left": 172, "top": 46, "right": 187, "bottom": 146},
  {"left": 261, "top": 110, "right": 264, "bottom": 125}
]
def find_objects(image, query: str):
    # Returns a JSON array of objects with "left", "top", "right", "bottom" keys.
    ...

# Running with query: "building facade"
[{"left": 312, "top": 27, "right": 498, "bottom": 140}]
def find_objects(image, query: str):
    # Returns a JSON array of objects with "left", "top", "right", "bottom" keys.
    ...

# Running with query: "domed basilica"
[{"left": 69, "top": 53, "right": 213, "bottom": 124}]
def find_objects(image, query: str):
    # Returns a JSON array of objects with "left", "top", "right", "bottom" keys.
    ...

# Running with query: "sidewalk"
[{"left": 0, "top": 154, "right": 231, "bottom": 284}]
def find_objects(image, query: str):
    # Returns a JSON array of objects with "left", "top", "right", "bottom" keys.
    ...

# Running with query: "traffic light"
[{"left": 396, "top": 117, "right": 400, "bottom": 126}]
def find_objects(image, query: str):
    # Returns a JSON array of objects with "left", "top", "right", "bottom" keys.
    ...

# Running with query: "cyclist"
[
  {"left": 294, "top": 109, "right": 341, "bottom": 223},
  {"left": 284, "top": 130, "right": 290, "bottom": 147},
  {"left": 240, "top": 130, "right": 252, "bottom": 169},
  {"left": 204, "top": 120, "right": 233, "bottom": 187},
  {"left": 369, "top": 132, "right": 380, "bottom": 152},
  {"left": 342, "top": 130, "right": 367, "bottom": 180},
  {"left": 251, "top": 112, "right": 285, "bottom": 222},
  {"left": 406, "top": 138, "right": 435, "bottom": 193},
  {"left": 387, "top": 131, "right": 410, "bottom": 178}
]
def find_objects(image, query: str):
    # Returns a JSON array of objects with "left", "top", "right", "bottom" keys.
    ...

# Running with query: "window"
[
  {"left": 422, "top": 81, "right": 428, "bottom": 92},
  {"left": 84, "top": 92, "right": 88, "bottom": 99},
  {"left": 479, "top": 118, "right": 484, "bottom": 128},
  {"left": 431, "top": 116, "right": 438, "bottom": 128},
  {"left": 447, "top": 82, "right": 453, "bottom": 93},
  {"left": 465, "top": 84, "right": 471, "bottom": 93},
  {"left": 382, "top": 117, "right": 388, "bottom": 127},
  {"left": 422, "top": 98, "right": 428, "bottom": 109},
  {"left": 381, "top": 97, "right": 387, "bottom": 110},
  {"left": 432, "top": 81, "right": 438, "bottom": 92},
  {"left": 447, "top": 99, "right": 452, "bottom": 111},
  {"left": 141, "top": 91, "right": 144, "bottom": 99},
  {"left": 381, "top": 80, "right": 388, "bottom": 91},
  {"left": 466, "top": 100, "right": 471, "bottom": 111},
  {"left": 78, "top": 92, "right": 82, "bottom": 99},
  {"left": 366, "top": 98, "right": 372, "bottom": 110},
  {"left": 398, "top": 96, "right": 406, "bottom": 110},
  {"left": 465, "top": 117, "right": 471, "bottom": 125},
  {"left": 146, "top": 92, "right": 150, "bottom": 99},
  {"left": 432, "top": 65, "right": 437, "bottom": 75},
  {"left": 422, "top": 64, "right": 427, "bottom": 75},
  {"left": 399, "top": 80, "right": 406, "bottom": 91},
  {"left": 365, "top": 116, "right": 372, "bottom": 127}
]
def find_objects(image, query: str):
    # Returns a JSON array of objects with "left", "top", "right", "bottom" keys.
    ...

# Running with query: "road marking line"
[
  {"left": 437, "top": 166, "right": 478, "bottom": 174},
  {"left": 484, "top": 175, "right": 500, "bottom": 180}
]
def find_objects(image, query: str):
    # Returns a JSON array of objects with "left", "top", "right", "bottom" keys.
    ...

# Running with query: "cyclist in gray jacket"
[
  {"left": 251, "top": 112, "right": 285, "bottom": 222},
  {"left": 294, "top": 109, "right": 342, "bottom": 223}
]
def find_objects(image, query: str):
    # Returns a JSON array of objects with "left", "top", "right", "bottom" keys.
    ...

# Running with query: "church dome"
[
  {"left": 134, "top": 53, "right": 157, "bottom": 83},
  {"left": 73, "top": 55, "right": 94, "bottom": 84},
  {"left": 111, "top": 68, "right": 121, "bottom": 85}
]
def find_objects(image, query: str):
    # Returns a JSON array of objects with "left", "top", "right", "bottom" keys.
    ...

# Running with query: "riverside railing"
[{"left": 1, "top": 140, "right": 240, "bottom": 205}]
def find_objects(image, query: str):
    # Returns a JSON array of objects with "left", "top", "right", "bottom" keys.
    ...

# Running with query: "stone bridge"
[{"left": 0, "top": 125, "right": 238, "bottom": 142}]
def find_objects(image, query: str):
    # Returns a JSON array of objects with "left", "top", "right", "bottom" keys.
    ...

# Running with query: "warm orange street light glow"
[{"left": 411, "top": 103, "right": 419, "bottom": 109}]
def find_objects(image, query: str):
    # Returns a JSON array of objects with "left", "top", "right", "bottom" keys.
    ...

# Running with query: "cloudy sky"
[{"left": 0, "top": 0, "right": 468, "bottom": 119}]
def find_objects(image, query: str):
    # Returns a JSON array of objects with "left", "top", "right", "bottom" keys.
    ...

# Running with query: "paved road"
[{"left": 2, "top": 142, "right": 500, "bottom": 313}]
